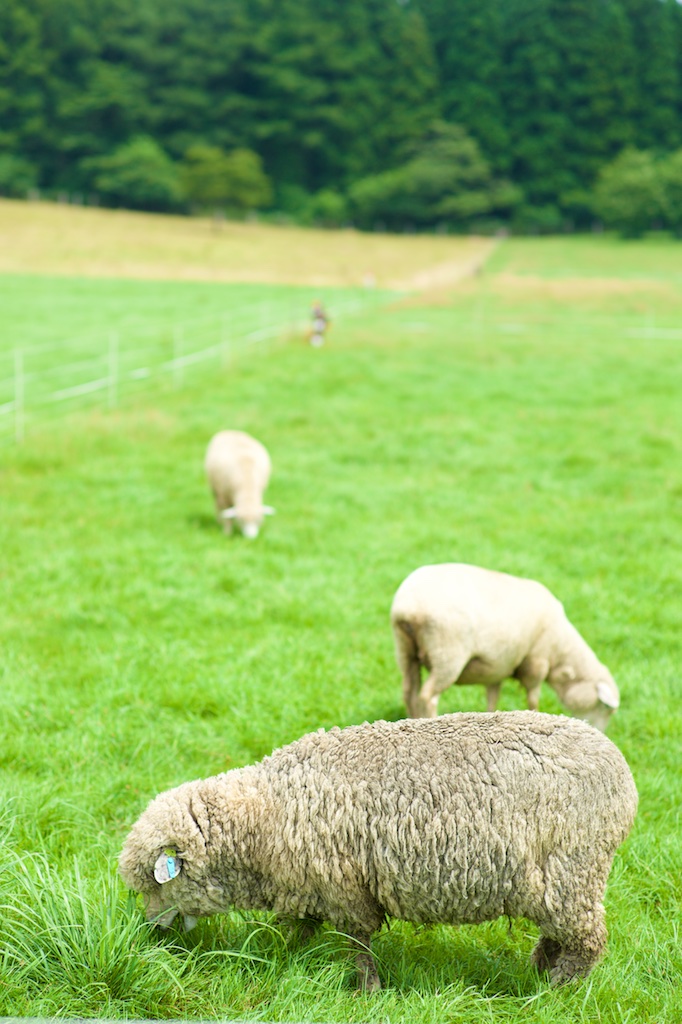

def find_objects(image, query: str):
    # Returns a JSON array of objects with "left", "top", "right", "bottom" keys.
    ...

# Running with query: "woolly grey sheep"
[
  {"left": 119, "top": 712, "right": 636, "bottom": 991},
  {"left": 391, "top": 563, "right": 620, "bottom": 729},
  {"left": 204, "top": 430, "right": 274, "bottom": 539}
]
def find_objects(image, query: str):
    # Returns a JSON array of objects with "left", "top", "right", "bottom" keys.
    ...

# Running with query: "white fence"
[
  {"left": 2, "top": 297, "right": 676, "bottom": 445},
  {"left": 0, "top": 290, "right": 380, "bottom": 444}
]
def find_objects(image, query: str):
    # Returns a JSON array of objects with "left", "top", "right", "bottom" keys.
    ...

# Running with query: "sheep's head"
[
  {"left": 221, "top": 503, "right": 275, "bottom": 539},
  {"left": 119, "top": 783, "right": 229, "bottom": 931},
  {"left": 549, "top": 665, "right": 620, "bottom": 731}
]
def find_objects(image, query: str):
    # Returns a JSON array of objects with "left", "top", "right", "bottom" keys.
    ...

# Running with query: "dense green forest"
[{"left": 1, "top": 0, "right": 682, "bottom": 232}]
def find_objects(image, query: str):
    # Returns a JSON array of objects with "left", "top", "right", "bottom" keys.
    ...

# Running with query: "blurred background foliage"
[{"left": 2, "top": 0, "right": 682, "bottom": 233}]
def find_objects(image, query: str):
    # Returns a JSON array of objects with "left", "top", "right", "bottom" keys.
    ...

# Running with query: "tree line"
[{"left": 1, "top": 0, "right": 682, "bottom": 234}]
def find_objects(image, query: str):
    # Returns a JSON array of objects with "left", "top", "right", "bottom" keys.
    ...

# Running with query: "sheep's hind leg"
[
  {"left": 401, "top": 652, "right": 423, "bottom": 719},
  {"left": 413, "top": 667, "right": 450, "bottom": 718},
  {"left": 413, "top": 628, "right": 468, "bottom": 718},
  {"left": 533, "top": 906, "right": 607, "bottom": 986},
  {"left": 392, "top": 620, "right": 423, "bottom": 717},
  {"left": 549, "top": 929, "right": 606, "bottom": 987},
  {"left": 530, "top": 935, "right": 562, "bottom": 973}
]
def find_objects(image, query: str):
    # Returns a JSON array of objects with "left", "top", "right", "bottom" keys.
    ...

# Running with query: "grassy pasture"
[
  {"left": 0, "top": 198, "right": 493, "bottom": 289},
  {"left": 0, "top": 274, "right": 389, "bottom": 443},
  {"left": 0, "top": 232, "right": 681, "bottom": 1022}
]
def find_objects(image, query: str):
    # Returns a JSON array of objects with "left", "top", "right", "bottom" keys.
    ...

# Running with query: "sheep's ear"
[
  {"left": 262, "top": 505, "right": 276, "bottom": 516},
  {"left": 597, "top": 681, "right": 620, "bottom": 710},
  {"left": 154, "top": 849, "right": 182, "bottom": 884},
  {"left": 221, "top": 507, "right": 237, "bottom": 520}
]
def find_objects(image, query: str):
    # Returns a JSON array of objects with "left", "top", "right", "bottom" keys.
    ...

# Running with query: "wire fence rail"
[
  {"left": 0, "top": 290, "right": 384, "bottom": 445},
  {"left": 1, "top": 296, "right": 677, "bottom": 445}
]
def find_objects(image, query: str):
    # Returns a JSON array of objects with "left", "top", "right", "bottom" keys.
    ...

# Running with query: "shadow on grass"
[
  {"left": 380, "top": 941, "right": 543, "bottom": 998},
  {"left": 371, "top": 703, "right": 407, "bottom": 723},
  {"left": 187, "top": 512, "right": 220, "bottom": 531},
  {"left": 169, "top": 914, "right": 545, "bottom": 1000}
]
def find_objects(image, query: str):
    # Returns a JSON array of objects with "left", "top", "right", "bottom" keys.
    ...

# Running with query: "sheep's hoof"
[
  {"left": 355, "top": 975, "right": 381, "bottom": 995},
  {"left": 548, "top": 955, "right": 595, "bottom": 987},
  {"left": 356, "top": 952, "right": 381, "bottom": 993}
]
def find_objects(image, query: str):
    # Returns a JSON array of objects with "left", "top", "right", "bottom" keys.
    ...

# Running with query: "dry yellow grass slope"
[{"left": 0, "top": 199, "right": 496, "bottom": 289}]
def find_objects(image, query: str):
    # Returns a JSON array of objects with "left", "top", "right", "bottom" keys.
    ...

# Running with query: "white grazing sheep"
[
  {"left": 204, "top": 430, "right": 274, "bottom": 539},
  {"left": 119, "top": 712, "right": 637, "bottom": 991},
  {"left": 391, "top": 563, "right": 620, "bottom": 729}
]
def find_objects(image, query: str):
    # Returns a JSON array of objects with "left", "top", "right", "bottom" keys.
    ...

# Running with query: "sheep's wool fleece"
[{"left": 120, "top": 712, "right": 637, "bottom": 939}]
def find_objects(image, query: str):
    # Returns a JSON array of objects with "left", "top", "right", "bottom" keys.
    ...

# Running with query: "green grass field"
[
  {"left": 0, "top": 275, "right": 389, "bottom": 443},
  {"left": 1, "top": 233, "right": 681, "bottom": 1022}
]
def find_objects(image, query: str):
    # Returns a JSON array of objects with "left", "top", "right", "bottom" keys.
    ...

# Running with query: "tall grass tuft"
[{"left": 0, "top": 849, "right": 191, "bottom": 1012}]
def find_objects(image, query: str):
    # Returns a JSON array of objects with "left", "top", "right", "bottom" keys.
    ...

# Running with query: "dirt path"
[{"left": 398, "top": 238, "right": 500, "bottom": 291}]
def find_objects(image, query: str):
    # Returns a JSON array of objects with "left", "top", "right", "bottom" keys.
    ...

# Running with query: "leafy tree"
[
  {"left": 179, "top": 144, "right": 272, "bottom": 212},
  {"left": 221, "top": 148, "right": 273, "bottom": 211},
  {"left": 498, "top": 0, "right": 643, "bottom": 220},
  {"left": 499, "top": 0, "right": 567, "bottom": 208},
  {"left": 620, "top": 0, "right": 681, "bottom": 151},
  {"left": 592, "top": 147, "right": 663, "bottom": 236},
  {"left": 419, "top": 0, "right": 509, "bottom": 171},
  {"left": 305, "top": 189, "right": 347, "bottom": 227},
  {"left": 0, "top": 153, "right": 38, "bottom": 195},
  {"left": 83, "top": 135, "right": 181, "bottom": 210},
  {"left": 239, "top": 0, "right": 438, "bottom": 190},
  {"left": 2, "top": 0, "right": 682, "bottom": 228},
  {"left": 511, "top": 203, "right": 564, "bottom": 235},
  {"left": 551, "top": 0, "right": 636, "bottom": 187},
  {"left": 659, "top": 149, "right": 682, "bottom": 236},
  {"left": 349, "top": 122, "right": 521, "bottom": 230},
  {"left": 0, "top": 0, "right": 54, "bottom": 180}
]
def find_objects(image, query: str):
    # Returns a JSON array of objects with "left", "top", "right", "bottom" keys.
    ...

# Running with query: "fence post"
[
  {"left": 14, "top": 347, "right": 24, "bottom": 443},
  {"left": 108, "top": 331, "right": 119, "bottom": 409}
]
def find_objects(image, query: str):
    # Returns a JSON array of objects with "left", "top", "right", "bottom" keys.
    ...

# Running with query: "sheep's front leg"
[
  {"left": 413, "top": 675, "right": 439, "bottom": 718},
  {"left": 351, "top": 933, "right": 381, "bottom": 992},
  {"left": 525, "top": 683, "right": 542, "bottom": 712},
  {"left": 215, "top": 493, "right": 234, "bottom": 534},
  {"left": 486, "top": 683, "right": 502, "bottom": 711},
  {"left": 515, "top": 657, "right": 549, "bottom": 712}
]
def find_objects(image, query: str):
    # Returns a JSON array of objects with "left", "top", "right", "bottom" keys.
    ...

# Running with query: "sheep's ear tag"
[{"left": 154, "top": 849, "right": 181, "bottom": 884}]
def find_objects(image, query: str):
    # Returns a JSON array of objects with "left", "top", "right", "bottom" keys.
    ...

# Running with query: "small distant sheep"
[
  {"left": 119, "top": 713, "right": 637, "bottom": 991},
  {"left": 204, "top": 430, "right": 274, "bottom": 539},
  {"left": 391, "top": 563, "right": 620, "bottom": 729}
]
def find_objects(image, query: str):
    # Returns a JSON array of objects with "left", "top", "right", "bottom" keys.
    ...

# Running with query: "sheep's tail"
[{"left": 392, "top": 617, "right": 423, "bottom": 717}]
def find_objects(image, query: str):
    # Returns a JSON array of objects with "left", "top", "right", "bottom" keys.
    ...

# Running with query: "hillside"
[{"left": 0, "top": 199, "right": 494, "bottom": 290}]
